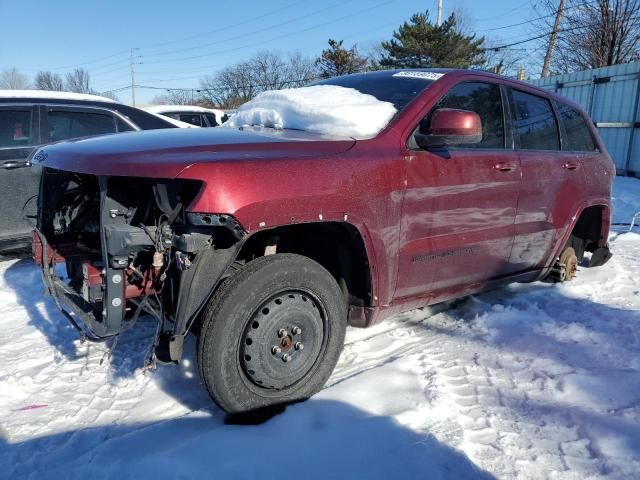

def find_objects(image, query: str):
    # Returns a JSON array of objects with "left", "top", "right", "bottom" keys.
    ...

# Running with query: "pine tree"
[
  {"left": 316, "top": 39, "right": 368, "bottom": 78},
  {"left": 380, "top": 11, "right": 485, "bottom": 69}
]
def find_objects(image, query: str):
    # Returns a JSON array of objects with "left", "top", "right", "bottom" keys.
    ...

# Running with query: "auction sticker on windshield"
[{"left": 393, "top": 71, "right": 444, "bottom": 80}]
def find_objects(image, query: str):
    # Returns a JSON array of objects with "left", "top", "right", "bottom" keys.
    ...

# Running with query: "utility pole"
[
  {"left": 437, "top": 0, "right": 443, "bottom": 26},
  {"left": 542, "top": 0, "right": 566, "bottom": 77},
  {"left": 518, "top": 68, "right": 526, "bottom": 81},
  {"left": 130, "top": 48, "right": 137, "bottom": 106}
]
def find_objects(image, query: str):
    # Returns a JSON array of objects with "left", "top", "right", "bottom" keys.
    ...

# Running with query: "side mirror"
[{"left": 414, "top": 108, "right": 483, "bottom": 149}]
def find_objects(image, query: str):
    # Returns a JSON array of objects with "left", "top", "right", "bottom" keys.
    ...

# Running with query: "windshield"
[
  {"left": 227, "top": 70, "right": 443, "bottom": 139},
  {"left": 313, "top": 70, "right": 441, "bottom": 112}
]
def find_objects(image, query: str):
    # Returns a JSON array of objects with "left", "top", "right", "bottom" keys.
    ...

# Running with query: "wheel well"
[
  {"left": 236, "top": 222, "right": 373, "bottom": 309},
  {"left": 566, "top": 205, "right": 607, "bottom": 261}
]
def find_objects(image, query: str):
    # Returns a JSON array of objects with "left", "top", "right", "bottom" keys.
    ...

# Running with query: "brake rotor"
[{"left": 559, "top": 247, "right": 578, "bottom": 281}]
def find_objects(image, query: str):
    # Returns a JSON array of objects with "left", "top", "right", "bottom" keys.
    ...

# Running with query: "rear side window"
[
  {"left": 0, "top": 109, "right": 32, "bottom": 148},
  {"left": 511, "top": 90, "right": 560, "bottom": 150},
  {"left": 116, "top": 117, "right": 135, "bottom": 132},
  {"left": 431, "top": 82, "right": 505, "bottom": 148},
  {"left": 47, "top": 110, "right": 115, "bottom": 142},
  {"left": 178, "top": 113, "right": 202, "bottom": 127},
  {"left": 558, "top": 103, "right": 596, "bottom": 151},
  {"left": 205, "top": 114, "right": 219, "bottom": 127}
]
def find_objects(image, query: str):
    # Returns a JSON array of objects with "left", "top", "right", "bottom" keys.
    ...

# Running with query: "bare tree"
[
  {"left": 198, "top": 51, "right": 317, "bottom": 108},
  {"left": 98, "top": 90, "right": 121, "bottom": 102},
  {"left": 34, "top": 71, "right": 64, "bottom": 91},
  {"left": 0, "top": 68, "right": 30, "bottom": 89},
  {"left": 65, "top": 68, "right": 93, "bottom": 94},
  {"left": 151, "top": 89, "right": 194, "bottom": 105},
  {"left": 534, "top": 0, "right": 640, "bottom": 74},
  {"left": 481, "top": 40, "right": 527, "bottom": 77},
  {"left": 252, "top": 51, "right": 289, "bottom": 90},
  {"left": 199, "top": 61, "right": 255, "bottom": 108},
  {"left": 286, "top": 52, "right": 319, "bottom": 87}
]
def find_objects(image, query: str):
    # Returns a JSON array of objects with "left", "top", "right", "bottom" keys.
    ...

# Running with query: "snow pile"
[
  {"left": 227, "top": 85, "right": 397, "bottom": 138},
  {"left": 612, "top": 176, "right": 640, "bottom": 223}
]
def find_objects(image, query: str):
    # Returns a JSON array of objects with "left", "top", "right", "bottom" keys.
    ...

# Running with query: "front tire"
[{"left": 197, "top": 253, "right": 347, "bottom": 414}]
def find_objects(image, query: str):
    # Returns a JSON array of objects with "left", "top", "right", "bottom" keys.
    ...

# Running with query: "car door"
[
  {"left": 0, "top": 104, "right": 41, "bottom": 249},
  {"left": 395, "top": 81, "right": 520, "bottom": 301},
  {"left": 506, "top": 88, "right": 579, "bottom": 273}
]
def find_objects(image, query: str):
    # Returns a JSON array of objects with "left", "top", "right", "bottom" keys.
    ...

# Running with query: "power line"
[
  {"left": 141, "top": 0, "right": 398, "bottom": 66},
  {"left": 135, "top": 17, "right": 406, "bottom": 82},
  {"left": 474, "top": 1, "right": 532, "bottom": 22},
  {"left": 483, "top": 0, "right": 600, "bottom": 32},
  {"left": 136, "top": 76, "right": 323, "bottom": 93},
  {"left": 139, "top": 0, "right": 311, "bottom": 51},
  {"left": 484, "top": 13, "right": 640, "bottom": 51},
  {"left": 141, "top": 0, "right": 354, "bottom": 59}
]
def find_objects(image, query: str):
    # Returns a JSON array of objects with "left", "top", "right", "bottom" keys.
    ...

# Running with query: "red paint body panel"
[{"left": 38, "top": 70, "right": 615, "bottom": 325}]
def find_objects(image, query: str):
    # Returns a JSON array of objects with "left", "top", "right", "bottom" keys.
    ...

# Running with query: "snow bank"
[
  {"left": 227, "top": 85, "right": 397, "bottom": 139},
  {"left": 612, "top": 176, "right": 640, "bottom": 223}
]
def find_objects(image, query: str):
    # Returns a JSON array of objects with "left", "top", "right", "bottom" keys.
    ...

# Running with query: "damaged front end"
[{"left": 35, "top": 167, "right": 244, "bottom": 363}]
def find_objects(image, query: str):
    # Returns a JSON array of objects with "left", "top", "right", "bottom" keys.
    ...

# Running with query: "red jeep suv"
[{"left": 33, "top": 69, "right": 614, "bottom": 414}]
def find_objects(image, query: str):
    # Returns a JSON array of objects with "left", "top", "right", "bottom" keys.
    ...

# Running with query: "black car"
[{"left": 0, "top": 90, "right": 179, "bottom": 255}]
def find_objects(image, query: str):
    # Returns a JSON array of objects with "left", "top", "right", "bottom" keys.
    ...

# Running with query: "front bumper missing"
[{"left": 34, "top": 228, "right": 117, "bottom": 341}]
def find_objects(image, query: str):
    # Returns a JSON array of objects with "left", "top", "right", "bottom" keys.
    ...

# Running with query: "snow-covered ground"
[{"left": 2, "top": 178, "right": 640, "bottom": 479}]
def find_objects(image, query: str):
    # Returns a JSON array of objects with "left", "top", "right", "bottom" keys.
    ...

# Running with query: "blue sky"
[{"left": 2, "top": 0, "right": 537, "bottom": 104}]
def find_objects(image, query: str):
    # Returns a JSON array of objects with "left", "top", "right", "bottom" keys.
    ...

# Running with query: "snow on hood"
[{"left": 227, "top": 85, "right": 397, "bottom": 139}]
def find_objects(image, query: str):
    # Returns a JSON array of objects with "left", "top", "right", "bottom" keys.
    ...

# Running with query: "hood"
[{"left": 37, "top": 126, "right": 356, "bottom": 178}]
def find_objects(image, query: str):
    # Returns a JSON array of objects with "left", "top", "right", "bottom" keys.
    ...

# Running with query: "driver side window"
[{"left": 424, "top": 82, "right": 505, "bottom": 149}]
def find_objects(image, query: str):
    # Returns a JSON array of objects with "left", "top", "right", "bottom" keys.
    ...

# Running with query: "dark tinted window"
[
  {"left": 178, "top": 113, "right": 202, "bottom": 126},
  {"left": 314, "top": 71, "right": 437, "bottom": 111},
  {"left": 121, "top": 106, "right": 178, "bottom": 130},
  {"left": 116, "top": 117, "right": 135, "bottom": 132},
  {"left": 47, "top": 110, "right": 115, "bottom": 142},
  {"left": 511, "top": 90, "right": 560, "bottom": 150},
  {"left": 205, "top": 114, "right": 219, "bottom": 127},
  {"left": 0, "top": 109, "right": 32, "bottom": 148},
  {"left": 558, "top": 103, "right": 596, "bottom": 151},
  {"left": 430, "top": 82, "right": 504, "bottom": 148}
]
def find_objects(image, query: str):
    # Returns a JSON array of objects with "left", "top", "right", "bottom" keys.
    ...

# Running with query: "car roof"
[
  {"left": 0, "top": 89, "right": 117, "bottom": 103},
  {"left": 363, "top": 68, "right": 585, "bottom": 111},
  {"left": 317, "top": 68, "right": 560, "bottom": 98}
]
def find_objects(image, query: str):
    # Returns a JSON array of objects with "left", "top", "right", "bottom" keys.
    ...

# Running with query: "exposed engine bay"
[{"left": 35, "top": 167, "right": 245, "bottom": 364}]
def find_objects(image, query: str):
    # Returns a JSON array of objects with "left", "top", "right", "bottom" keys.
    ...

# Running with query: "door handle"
[
  {"left": 492, "top": 162, "right": 516, "bottom": 172},
  {"left": 563, "top": 161, "right": 579, "bottom": 170},
  {"left": 2, "top": 160, "right": 30, "bottom": 170}
]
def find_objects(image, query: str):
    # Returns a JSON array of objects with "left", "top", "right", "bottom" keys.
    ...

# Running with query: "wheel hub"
[
  {"left": 279, "top": 335, "right": 293, "bottom": 352},
  {"left": 240, "top": 291, "right": 325, "bottom": 390}
]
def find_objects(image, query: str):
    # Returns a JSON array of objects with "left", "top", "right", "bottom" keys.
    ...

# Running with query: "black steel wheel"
[
  {"left": 240, "top": 290, "right": 326, "bottom": 390},
  {"left": 197, "top": 254, "right": 347, "bottom": 414}
]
